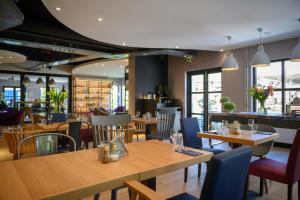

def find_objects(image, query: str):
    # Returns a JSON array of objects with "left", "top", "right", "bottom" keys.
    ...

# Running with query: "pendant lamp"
[
  {"left": 252, "top": 28, "right": 270, "bottom": 67},
  {"left": 222, "top": 36, "right": 239, "bottom": 71}
]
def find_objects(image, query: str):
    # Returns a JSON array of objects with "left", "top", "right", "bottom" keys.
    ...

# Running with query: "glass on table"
[
  {"left": 136, "top": 111, "right": 141, "bottom": 118},
  {"left": 170, "top": 132, "right": 184, "bottom": 152},
  {"left": 248, "top": 119, "right": 255, "bottom": 131},
  {"left": 47, "top": 113, "right": 53, "bottom": 123}
]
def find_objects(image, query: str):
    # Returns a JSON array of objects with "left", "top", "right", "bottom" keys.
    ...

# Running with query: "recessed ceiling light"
[
  {"left": 104, "top": 72, "right": 107, "bottom": 75},
  {"left": 122, "top": 43, "right": 126, "bottom": 46},
  {"left": 0, "top": 62, "right": 2, "bottom": 64},
  {"left": 8, "top": 56, "right": 13, "bottom": 59},
  {"left": 98, "top": 18, "right": 103, "bottom": 21},
  {"left": 220, "top": 49, "right": 224, "bottom": 52},
  {"left": 120, "top": 65, "right": 123, "bottom": 68},
  {"left": 0, "top": 57, "right": 2, "bottom": 59},
  {"left": 101, "top": 63, "right": 104, "bottom": 66},
  {"left": 56, "top": 7, "right": 61, "bottom": 11}
]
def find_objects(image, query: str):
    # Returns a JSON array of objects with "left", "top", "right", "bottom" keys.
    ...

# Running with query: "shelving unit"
[{"left": 73, "top": 78, "right": 112, "bottom": 113}]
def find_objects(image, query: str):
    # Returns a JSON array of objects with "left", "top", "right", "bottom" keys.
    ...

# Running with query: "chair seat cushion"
[
  {"left": 168, "top": 193, "right": 198, "bottom": 200},
  {"left": 249, "top": 158, "right": 288, "bottom": 184},
  {"left": 201, "top": 147, "right": 225, "bottom": 155},
  {"left": 80, "top": 128, "right": 93, "bottom": 142}
]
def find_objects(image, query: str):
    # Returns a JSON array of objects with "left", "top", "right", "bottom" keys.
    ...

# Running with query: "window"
[
  {"left": 187, "top": 69, "right": 222, "bottom": 131},
  {"left": 0, "top": 74, "right": 21, "bottom": 107},
  {"left": 254, "top": 59, "right": 300, "bottom": 113}
]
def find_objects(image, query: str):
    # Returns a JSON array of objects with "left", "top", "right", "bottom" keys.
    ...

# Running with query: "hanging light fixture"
[
  {"left": 22, "top": 75, "right": 31, "bottom": 86},
  {"left": 222, "top": 36, "right": 239, "bottom": 71},
  {"left": 252, "top": 28, "right": 270, "bottom": 67},
  {"left": 49, "top": 78, "right": 56, "bottom": 86},
  {"left": 36, "top": 76, "right": 44, "bottom": 85},
  {"left": 290, "top": 18, "right": 300, "bottom": 62}
]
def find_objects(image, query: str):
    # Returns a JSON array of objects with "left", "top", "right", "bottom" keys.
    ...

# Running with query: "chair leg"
[
  {"left": 288, "top": 184, "right": 293, "bottom": 200},
  {"left": 259, "top": 177, "right": 264, "bottom": 196},
  {"left": 198, "top": 164, "right": 201, "bottom": 178},
  {"left": 111, "top": 189, "right": 117, "bottom": 200},
  {"left": 184, "top": 167, "right": 188, "bottom": 183},
  {"left": 264, "top": 179, "right": 268, "bottom": 194},
  {"left": 93, "top": 193, "right": 100, "bottom": 200},
  {"left": 137, "top": 134, "right": 139, "bottom": 141},
  {"left": 85, "top": 141, "right": 88, "bottom": 149}
]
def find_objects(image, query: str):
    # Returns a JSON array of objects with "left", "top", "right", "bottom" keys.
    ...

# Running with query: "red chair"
[
  {"left": 80, "top": 122, "right": 94, "bottom": 149},
  {"left": 249, "top": 129, "right": 300, "bottom": 200}
]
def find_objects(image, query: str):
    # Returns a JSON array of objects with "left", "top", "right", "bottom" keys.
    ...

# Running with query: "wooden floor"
[{"left": 0, "top": 134, "right": 297, "bottom": 200}]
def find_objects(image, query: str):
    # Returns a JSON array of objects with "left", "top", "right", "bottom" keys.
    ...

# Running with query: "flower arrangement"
[
  {"left": 248, "top": 85, "right": 273, "bottom": 114},
  {"left": 220, "top": 96, "right": 236, "bottom": 113}
]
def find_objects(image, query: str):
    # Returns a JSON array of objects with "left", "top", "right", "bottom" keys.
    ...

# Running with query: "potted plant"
[
  {"left": 220, "top": 96, "right": 236, "bottom": 113},
  {"left": 248, "top": 85, "right": 273, "bottom": 114},
  {"left": 47, "top": 86, "right": 68, "bottom": 113}
]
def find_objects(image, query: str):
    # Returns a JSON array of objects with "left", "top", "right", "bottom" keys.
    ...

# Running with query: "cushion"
[
  {"left": 168, "top": 193, "right": 198, "bottom": 200},
  {"left": 80, "top": 128, "right": 93, "bottom": 142},
  {"left": 249, "top": 158, "right": 288, "bottom": 184}
]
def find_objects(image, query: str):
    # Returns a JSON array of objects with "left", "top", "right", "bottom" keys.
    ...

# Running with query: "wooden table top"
[
  {"left": 132, "top": 118, "right": 159, "bottom": 125},
  {"left": 0, "top": 140, "right": 212, "bottom": 200},
  {"left": 197, "top": 130, "right": 279, "bottom": 146}
]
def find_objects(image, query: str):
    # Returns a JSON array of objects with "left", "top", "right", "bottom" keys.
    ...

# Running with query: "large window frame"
[
  {"left": 187, "top": 68, "right": 222, "bottom": 131},
  {"left": 253, "top": 58, "right": 300, "bottom": 113}
]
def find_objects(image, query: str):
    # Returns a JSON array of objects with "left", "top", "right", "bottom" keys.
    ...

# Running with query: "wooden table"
[
  {"left": 132, "top": 118, "right": 158, "bottom": 140},
  {"left": 197, "top": 130, "right": 279, "bottom": 146},
  {"left": 0, "top": 140, "right": 212, "bottom": 200}
]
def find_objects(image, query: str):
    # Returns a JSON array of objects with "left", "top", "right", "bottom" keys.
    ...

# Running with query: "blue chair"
[
  {"left": 169, "top": 147, "right": 252, "bottom": 200},
  {"left": 50, "top": 113, "right": 66, "bottom": 123},
  {"left": 181, "top": 117, "right": 225, "bottom": 182}
]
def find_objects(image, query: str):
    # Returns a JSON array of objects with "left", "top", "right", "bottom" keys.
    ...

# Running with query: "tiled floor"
[{"left": 0, "top": 134, "right": 297, "bottom": 200}]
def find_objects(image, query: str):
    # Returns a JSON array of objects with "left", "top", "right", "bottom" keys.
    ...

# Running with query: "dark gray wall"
[{"left": 135, "top": 55, "right": 168, "bottom": 113}]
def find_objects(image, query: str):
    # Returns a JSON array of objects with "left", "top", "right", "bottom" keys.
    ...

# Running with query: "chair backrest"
[
  {"left": 156, "top": 108, "right": 176, "bottom": 140},
  {"left": 91, "top": 114, "right": 131, "bottom": 145},
  {"left": 17, "top": 133, "right": 76, "bottom": 159},
  {"left": 286, "top": 129, "right": 300, "bottom": 184},
  {"left": 20, "top": 107, "right": 35, "bottom": 125},
  {"left": 51, "top": 113, "right": 66, "bottom": 123},
  {"left": 57, "top": 121, "right": 82, "bottom": 150},
  {"left": 200, "top": 147, "right": 252, "bottom": 200},
  {"left": 181, "top": 117, "right": 203, "bottom": 149}
]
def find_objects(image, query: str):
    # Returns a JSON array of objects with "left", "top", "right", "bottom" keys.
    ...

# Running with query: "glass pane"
[
  {"left": 285, "top": 91, "right": 300, "bottom": 105},
  {"left": 208, "top": 72, "right": 221, "bottom": 92},
  {"left": 191, "top": 94, "right": 204, "bottom": 114},
  {"left": 285, "top": 61, "right": 300, "bottom": 89},
  {"left": 191, "top": 74, "right": 204, "bottom": 92},
  {"left": 256, "top": 61, "right": 282, "bottom": 89},
  {"left": 208, "top": 93, "right": 222, "bottom": 112},
  {"left": 191, "top": 114, "right": 204, "bottom": 132},
  {"left": 0, "top": 73, "right": 20, "bottom": 108},
  {"left": 257, "top": 91, "right": 282, "bottom": 113}
]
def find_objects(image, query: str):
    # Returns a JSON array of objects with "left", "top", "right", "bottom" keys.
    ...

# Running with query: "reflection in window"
[
  {"left": 285, "top": 61, "right": 300, "bottom": 89},
  {"left": 256, "top": 61, "right": 282, "bottom": 89},
  {"left": 0, "top": 74, "right": 20, "bottom": 108},
  {"left": 192, "top": 75, "right": 204, "bottom": 92},
  {"left": 208, "top": 73, "right": 222, "bottom": 92}
]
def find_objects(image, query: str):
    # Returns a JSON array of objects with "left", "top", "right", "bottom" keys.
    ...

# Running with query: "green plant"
[
  {"left": 47, "top": 87, "right": 68, "bottom": 113},
  {"left": 223, "top": 101, "right": 236, "bottom": 112},
  {"left": 220, "top": 96, "right": 231, "bottom": 104}
]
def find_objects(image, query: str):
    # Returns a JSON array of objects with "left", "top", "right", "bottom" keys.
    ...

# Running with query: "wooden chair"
[
  {"left": 133, "top": 122, "right": 146, "bottom": 141},
  {"left": 91, "top": 114, "right": 132, "bottom": 200},
  {"left": 3, "top": 126, "right": 43, "bottom": 159},
  {"left": 126, "top": 180, "right": 165, "bottom": 200},
  {"left": 17, "top": 133, "right": 76, "bottom": 159},
  {"left": 147, "top": 108, "right": 176, "bottom": 141}
]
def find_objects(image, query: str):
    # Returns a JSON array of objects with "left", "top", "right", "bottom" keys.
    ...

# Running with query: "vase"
[{"left": 258, "top": 100, "right": 267, "bottom": 115}]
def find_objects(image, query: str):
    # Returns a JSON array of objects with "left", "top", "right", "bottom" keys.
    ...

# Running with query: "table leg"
[{"left": 145, "top": 124, "right": 152, "bottom": 140}]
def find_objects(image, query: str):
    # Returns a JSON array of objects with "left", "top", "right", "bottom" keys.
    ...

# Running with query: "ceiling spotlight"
[
  {"left": 0, "top": 62, "right": 2, "bottom": 64},
  {"left": 220, "top": 49, "right": 224, "bottom": 52},
  {"left": 98, "top": 17, "right": 103, "bottom": 21},
  {"left": 101, "top": 63, "right": 104, "bottom": 66},
  {"left": 0, "top": 57, "right": 3, "bottom": 59},
  {"left": 56, "top": 7, "right": 61, "bottom": 11},
  {"left": 122, "top": 43, "right": 126, "bottom": 46},
  {"left": 8, "top": 56, "right": 12, "bottom": 59},
  {"left": 175, "top": 46, "right": 179, "bottom": 49},
  {"left": 120, "top": 65, "right": 123, "bottom": 68}
]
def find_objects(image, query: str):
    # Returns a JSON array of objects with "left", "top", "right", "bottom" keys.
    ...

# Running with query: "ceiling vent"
[{"left": 0, "top": 0, "right": 24, "bottom": 31}]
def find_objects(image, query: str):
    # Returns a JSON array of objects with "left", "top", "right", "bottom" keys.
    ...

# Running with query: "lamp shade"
[
  {"left": 252, "top": 45, "right": 270, "bottom": 67},
  {"left": 222, "top": 53, "right": 239, "bottom": 70},
  {"left": 49, "top": 78, "right": 56, "bottom": 86},
  {"left": 36, "top": 77, "right": 44, "bottom": 85},
  {"left": 22, "top": 76, "right": 31, "bottom": 85},
  {"left": 290, "top": 38, "right": 300, "bottom": 62}
]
